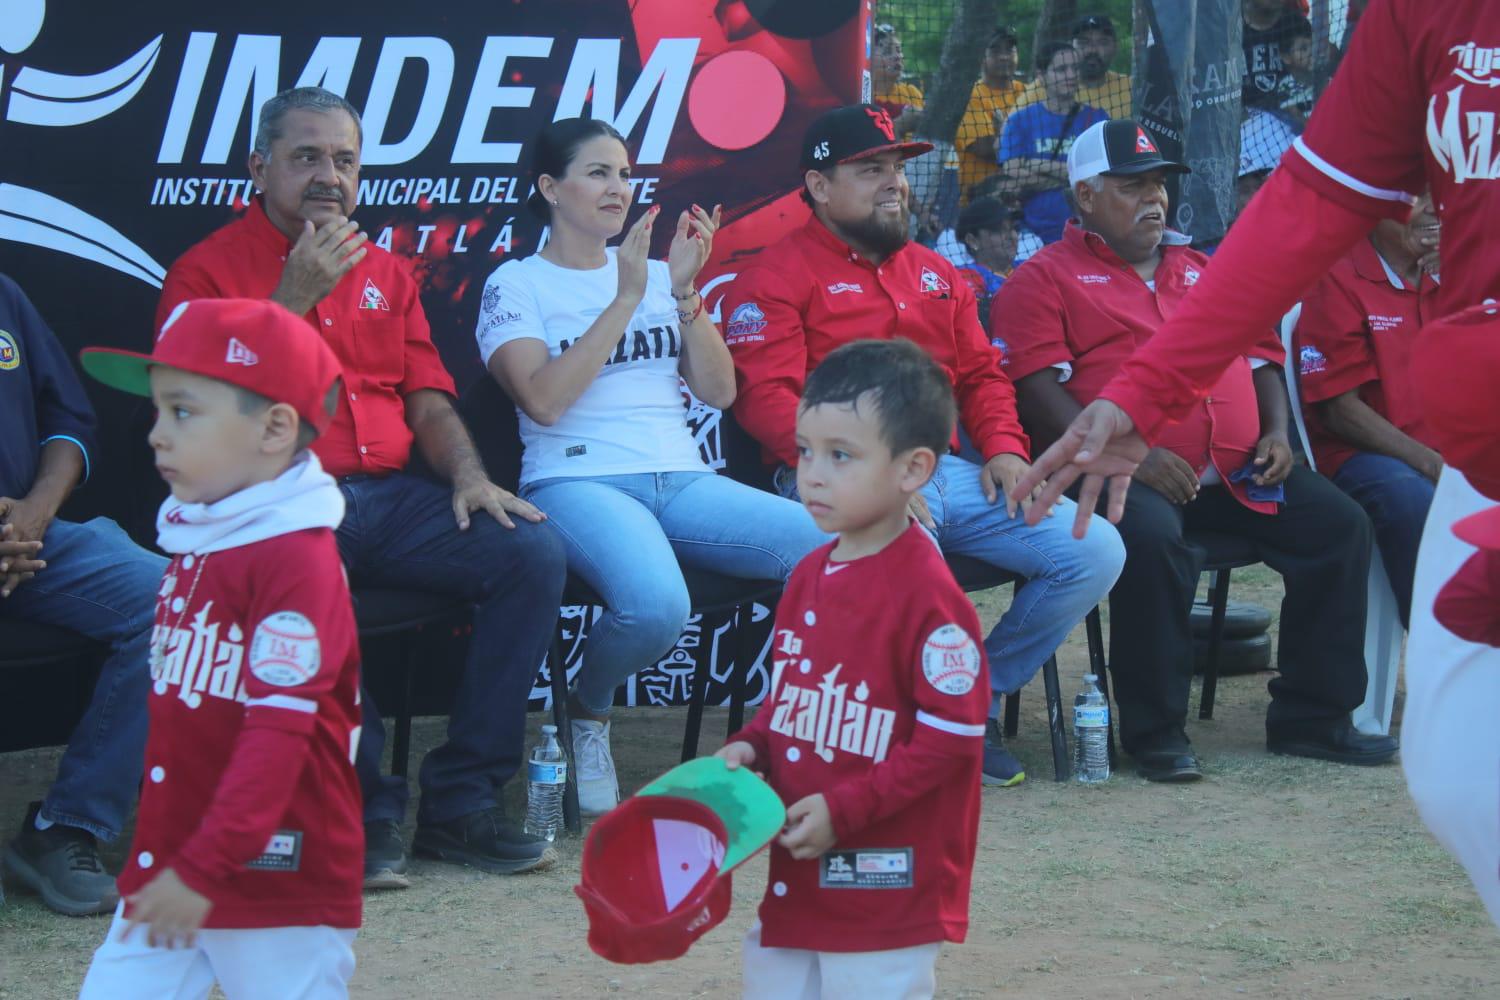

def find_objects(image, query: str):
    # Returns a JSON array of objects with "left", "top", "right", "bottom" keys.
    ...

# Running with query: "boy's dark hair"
[
  {"left": 1036, "top": 40, "right": 1076, "bottom": 74},
  {"left": 236, "top": 381, "right": 340, "bottom": 451},
  {"left": 800, "top": 339, "right": 956, "bottom": 456}
]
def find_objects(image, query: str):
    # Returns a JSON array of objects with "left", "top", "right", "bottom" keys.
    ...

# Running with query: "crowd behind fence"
[{"left": 873, "top": 0, "right": 1358, "bottom": 272}]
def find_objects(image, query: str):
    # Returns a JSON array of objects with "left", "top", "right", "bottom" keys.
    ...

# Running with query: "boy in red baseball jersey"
[
  {"left": 720, "top": 338, "right": 988, "bottom": 999},
  {"left": 76, "top": 298, "right": 362, "bottom": 1000}
]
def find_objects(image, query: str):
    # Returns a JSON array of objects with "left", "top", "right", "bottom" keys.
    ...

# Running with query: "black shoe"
[
  {"left": 1267, "top": 718, "right": 1399, "bottom": 766},
  {"left": 1, "top": 802, "right": 118, "bottom": 916},
  {"left": 413, "top": 806, "right": 558, "bottom": 875},
  {"left": 982, "top": 719, "right": 1026, "bottom": 787},
  {"left": 1130, "top": 738, "right": 1203, "bottom": 783},
  {"left": 363, "top": 819, "right": 410, "bottom": 890}
]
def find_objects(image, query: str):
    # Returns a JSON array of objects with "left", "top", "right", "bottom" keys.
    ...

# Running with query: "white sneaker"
[{"left": 571, "top": 718, "right": 619, "bottom": 816}]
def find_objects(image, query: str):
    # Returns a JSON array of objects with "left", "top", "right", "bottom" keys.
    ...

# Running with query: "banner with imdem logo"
[{"left": 0, "top": 0, "right": 865, "bottom": 711}]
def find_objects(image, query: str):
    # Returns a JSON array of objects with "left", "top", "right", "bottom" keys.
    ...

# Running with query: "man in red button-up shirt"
[
  {"left": 998, "top": 119, "right": 1391, "bottom": 780},
  {"left": 157, "top": 87, "right": 566, "bottom": 886},
  {"left": 724, "top": 105, "right": 1124, "bottom": 788},
  {"left": 1294, "top": 196, "right": 1444, "bottom": 626}
]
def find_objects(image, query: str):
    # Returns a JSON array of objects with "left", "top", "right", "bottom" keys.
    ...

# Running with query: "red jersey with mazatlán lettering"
[
  {"left": 995, "top": 225, "right": 1284, "bottom": 513},
  {"left": 723, "top": 217, "right": 1028, "bottom": 468},
  {"left": 1100, "top": 0, "right": 1500, "bottom": 442},
  {"left": 156, "top": 199, "right": 456, "bottom": 477},
  {"left": 1294, "top": 239, "right": 1443, "bottom": 476},
  {"left": 115, "top": 529, "right": 363, "bottom": 930},
  {"left": 728, "top": 523, "right": 988, "bottom": 953}
]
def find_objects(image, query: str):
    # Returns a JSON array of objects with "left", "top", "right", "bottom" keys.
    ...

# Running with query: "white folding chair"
[{"left": 1280, "top": 305, "right": 1405, "bottom": 735}]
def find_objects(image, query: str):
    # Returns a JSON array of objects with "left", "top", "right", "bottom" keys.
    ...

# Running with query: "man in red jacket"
[
  {"left": 156, "top": 87, "right": 566, "bottom": 887},
  {"left": 1016, "top": 0, "right": 1500, "bottom": 924},
  {"left": 723, "top": 104, "right": 1124, "bottom": 788},
  {"left": 1000, "top": 119, "right": 1394, "bottom": 779}
]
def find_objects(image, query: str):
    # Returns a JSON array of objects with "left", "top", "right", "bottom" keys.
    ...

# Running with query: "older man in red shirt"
[
  {"left": 724, "top": 104, "right": 1124, "bottom": 789},
  {"left": 1294, "top": 195, "right": 1443, "bottom": 627},
  {"left": 157, "top": 87, "right": 565, "bottom": 887},
  {"left": 996, "top": 119, "right": 1394, "bottom": 780}
]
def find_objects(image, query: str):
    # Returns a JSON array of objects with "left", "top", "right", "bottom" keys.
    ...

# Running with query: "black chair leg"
[
  {"left": 1002, "top": 687, "right": 1020, "bottom": 739},
  {"left": 1041, "top": 655, "right": 1069, "bottom": 781},
  {"left": 549, "top": 623, "right": 581, "bottom": 834},
  {"left": 391, "top": 632, "right": 414, "bottom": 779},
  {"left": 1085, "top": 608, "right": 1115, "bottom": 767},
  {"left": 727, "top": 603, "right": 751, "bottom": 737},
  {"left": 1199, "top": 569, "right": 1233, "bottom": 721},
  {"left": 682, "top": 629, "right": 715, "bottom": 763}
]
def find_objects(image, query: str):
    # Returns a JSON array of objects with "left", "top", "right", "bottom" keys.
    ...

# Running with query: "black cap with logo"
[
  {"left": 800, "top": 104, "right": 934, "bottom": 172},
  {"left": 1066, "top": 119, "right": 1191, "bottom": 186},
  {"left": 1072, "top": 14, "right": 1116, "bottom": 37}
]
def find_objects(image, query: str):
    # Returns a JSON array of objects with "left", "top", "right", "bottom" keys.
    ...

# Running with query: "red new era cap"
[
  {"left": 1410, "top": 302, "right": 1500, "bottom": 503},
  {"left": 80, "top": 298, "right": 343, "bottom": 436},
  {"left": 574, "top": 795, "right": 733, "bottom": 964}
]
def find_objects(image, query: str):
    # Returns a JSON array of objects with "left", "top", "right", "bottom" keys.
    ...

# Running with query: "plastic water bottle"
[
  {"left": 1073, "top": 674, "right": 1111, "bottom": 784},
  {"left": 524, "top": 724, "right": 567, "bottom": 841}
]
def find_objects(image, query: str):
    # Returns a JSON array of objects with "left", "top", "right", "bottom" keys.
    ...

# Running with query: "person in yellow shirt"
[
  {"left": 957, "top": 28, "right": 1028, "bottom": 203},
  {"left": 872, "top": 24, "right": 924, "bottom": 136},
  {"left": 1019, "top": 15, "right": 1132, "bottom": 121}
]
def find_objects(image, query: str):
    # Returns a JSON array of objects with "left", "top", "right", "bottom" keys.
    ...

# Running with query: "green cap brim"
[
  {"left": 79, "top": 348, "right": 155, "bottom": 398},
  {"left": 638, "top": 757, "right": 785, "bottom": 872}
]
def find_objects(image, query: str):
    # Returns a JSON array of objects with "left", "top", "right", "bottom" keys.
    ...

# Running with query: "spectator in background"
[
  {"left": 998, "top": 43, "right": 1108, "bottom": 248},
  {"left": 951, "top": 198, "right": 1020, "bottom": 323},
  {"left": 1236, "top": 111, "right": 1298, "bottom": 219},
  {"left": 872, "top": 24, "right": 923, "bottom": 137},
  {"left": 997, "top": 119, "right": 1393, "bottom": 781},
  {"left": 1275, "top": 19, "right": 1318, "bottom": 124},
  {"left": 0, "top": 273, "right": 167, "bottom": 916},
  {"left": 1242, "top": 0, "right": 1312, "bottom": 113},
  {"left": 955, "top": 28, "right": 1027, "bottom": 206},
  {"left": 1294, "top": 194, "right": 1443, "bottom": 626},
  {"left": 1020, "top": 15, "right": 1133, "bottom": 120}
]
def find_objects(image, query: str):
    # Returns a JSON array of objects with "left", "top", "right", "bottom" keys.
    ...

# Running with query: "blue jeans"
[
  {"left": 336, "top": 474, "right": 566, "bottom": 826},
  {"left": 1333, "top": 452, "right": 1436, "bottom": 628},
  {"left": 779, "top": 455, "right": 1125, "bottom": 701},
  {"left": 523, "top": 471, "right": 829, "bottom": 714},
  {"left": 1, "top": 518, "right": 166, "bottom": 841}
]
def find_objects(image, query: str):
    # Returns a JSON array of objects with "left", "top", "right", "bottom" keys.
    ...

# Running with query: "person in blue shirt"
[
  {"left": 998, "top": 42, "right": 1109, "bottom": 247},
  {"left": 0, "top": 273, "right": 166, "bottom": 916}
]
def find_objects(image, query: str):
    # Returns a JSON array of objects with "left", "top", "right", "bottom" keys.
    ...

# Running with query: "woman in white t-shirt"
[{"left": 477, "top": 118, "right": 827, "bottom": 815}]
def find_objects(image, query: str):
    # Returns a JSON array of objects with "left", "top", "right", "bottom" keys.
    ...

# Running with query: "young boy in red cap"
[
  {"left": 719, "top": 338, "right": 989, "bottom": 998},
  {"left": 76, "top": 298, "right": 362, "bottom": 999}
]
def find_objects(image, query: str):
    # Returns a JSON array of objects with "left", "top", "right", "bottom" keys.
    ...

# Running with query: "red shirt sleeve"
[
  {"left": 988, "top": 261, "right": 1074, "bottom": 382},
  {"left": 947, "top": 267, "right": 1029, "bottom": 461},
  {"left": 1294, "top": 270, "right": 1379, "bottom": 403},
  {"left": 392, "top": 273, "right": 456, "bottom": 398},
  {"left": 156, "top": 251, "right": 227, "bottom": 335},
  {"left": 1281, "top": 0, "right": 1425, "bottom": 222},
  {"left": 823, "top": 596, "right": 989, "bottom": 839},
  {"left": 1099, "top": 167, "right": 1385, "bottom": 441},
  {"left": 168, "top": 543, "right": 356, "bottom": 895},
  {"left": 723, "top": 262, "right": 810, "bottom": 468}
]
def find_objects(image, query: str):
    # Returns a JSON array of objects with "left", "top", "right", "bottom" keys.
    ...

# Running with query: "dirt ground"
[{"left": 2, "top": 567, "right": 1497, "bottom": 998}]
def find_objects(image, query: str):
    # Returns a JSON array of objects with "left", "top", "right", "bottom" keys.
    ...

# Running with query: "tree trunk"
[{"left": 1033, "top": 0, "right": 1079, "bottom": 58}]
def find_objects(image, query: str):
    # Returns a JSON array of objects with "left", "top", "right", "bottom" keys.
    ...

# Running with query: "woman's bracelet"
[
  {"left": 676, "top": 295, "right": 704, "bottom": 324},
  {"left": 671, "top": 286, "right": 698, "bottom": 301}
]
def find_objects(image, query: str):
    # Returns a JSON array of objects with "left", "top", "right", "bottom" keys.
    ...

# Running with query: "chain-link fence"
[{"left": 874, "top": 0, "right": 1355, "bottom": 273}]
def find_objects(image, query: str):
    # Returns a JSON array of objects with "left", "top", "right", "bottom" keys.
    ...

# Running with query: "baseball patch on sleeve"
[
  {"left": 249, "top": 611, "right": 322, "bottom": 687},
  {"left": 921, "top": 624, "right": 981, "bottom": 695}
]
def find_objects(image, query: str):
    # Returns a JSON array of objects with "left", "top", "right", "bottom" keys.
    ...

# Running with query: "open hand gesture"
[
  {"left": 271, "top": 218, "right": 367, "bottom": 315},
  {"left": 668, "top": 203, "right": 721, "bottom": 294},
  {"left": 616, "top": 205, "right": 659, "bottom": 304}
]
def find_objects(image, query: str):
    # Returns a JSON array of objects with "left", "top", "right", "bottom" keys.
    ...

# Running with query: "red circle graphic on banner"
[{"left": 688, "top": 51, "right": 786, "bottom": 151}]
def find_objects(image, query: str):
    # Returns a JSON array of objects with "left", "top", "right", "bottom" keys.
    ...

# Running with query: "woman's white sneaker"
[{"left": 571, "top": 718, "right": 620, "bottom": 816}]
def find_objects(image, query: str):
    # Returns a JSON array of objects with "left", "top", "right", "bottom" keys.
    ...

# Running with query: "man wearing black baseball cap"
[
  {"left": 995, "top": 118, "right": 1391, "bottom": 782},
  {"left": 1017, "top": 14, "right": 1133, "bottom": 119},
  {"left": 723, "top": 104, "right": 1127, "bottom": 790}
]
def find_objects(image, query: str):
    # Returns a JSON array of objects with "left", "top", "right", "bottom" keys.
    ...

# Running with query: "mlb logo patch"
[
  {"left": 920, "top": 268, "right": 950, "bottom": 295},
  {"left": 360, "top": 279, "right": 390, "bottom": 311},
  {"left": 1299, "top": 345, "right": 1328, "bottom": 375}
]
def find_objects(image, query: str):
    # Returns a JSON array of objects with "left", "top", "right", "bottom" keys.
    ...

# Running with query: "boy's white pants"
[
  {"left": 79, "top": 903, "right": 356, "bottom": 1000},
  {"left": 1403, "top": 467, "right": 1500, "bottom": 926},
  {"left": 741, "top": 921, "right": 941, "bottom": 1000}
]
